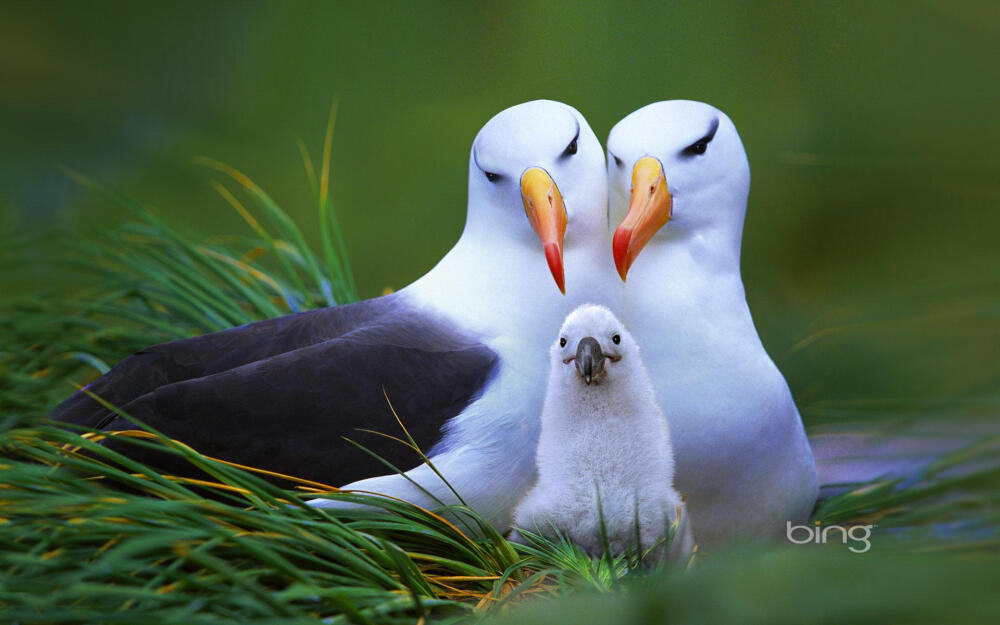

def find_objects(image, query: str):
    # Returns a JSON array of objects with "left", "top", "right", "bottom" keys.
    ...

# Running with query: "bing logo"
[{"left": 786, "top": 521, "right": 873, "bottom": 553}]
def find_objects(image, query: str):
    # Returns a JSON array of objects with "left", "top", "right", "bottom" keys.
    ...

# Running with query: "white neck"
[
  {"left": 620, "top": 189, "right": 759, "bottom": 379},
  {"left": 408, "top": 230, "right": 620, "bottom": 353}
]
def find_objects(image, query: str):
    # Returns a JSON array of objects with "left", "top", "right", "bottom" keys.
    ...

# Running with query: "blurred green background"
[{"left": 1, "top": 0, "right": 997, "bottom": 426}]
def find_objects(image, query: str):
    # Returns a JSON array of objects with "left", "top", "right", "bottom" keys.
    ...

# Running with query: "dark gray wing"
[
  {"left": 52, "top": 294, "right": 500, "bottom": 486},
  {"left": 54, "top": 293, "right": 407, "bottom": 427}
]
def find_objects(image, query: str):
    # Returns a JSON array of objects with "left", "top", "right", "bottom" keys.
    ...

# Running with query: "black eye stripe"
[
  {"left": 474, "top": 150, "right": 502, "bottom": 182},
  {"left": 684, "top": 139, "right": 709, "bottom": 155},
  {"left": 561, "top": 129, "right": 580, "bottom": 158},
  {"left": 682, "top": 118, "right": 720, "bottom": 157}
]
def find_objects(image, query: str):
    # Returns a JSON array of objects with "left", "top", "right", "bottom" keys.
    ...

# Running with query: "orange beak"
[
  {"left": 521, "top": 167, "right": 568, "bottom": 294},
  {"left": 612, "top": 156, "right": 672, "bottom": 281}
]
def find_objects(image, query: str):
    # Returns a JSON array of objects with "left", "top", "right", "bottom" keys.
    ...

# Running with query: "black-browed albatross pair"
[{"left": 56, "top": 99, "right": 822, "bottom": 546}]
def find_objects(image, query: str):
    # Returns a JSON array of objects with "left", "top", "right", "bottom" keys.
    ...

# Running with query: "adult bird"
[
  {"left": 606, "top": 100, "right": 818, "bottom": 547},
  {"left": 53, "top": 100, "right": 620, "bottom": 530}
]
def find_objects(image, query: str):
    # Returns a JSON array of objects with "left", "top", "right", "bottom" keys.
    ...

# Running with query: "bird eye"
[
  {"left": 682, "top": 120, "right": 719, "bottom": 157},
  {"left": 683, "top": 139, "right": 709, "bottom": 156},
  {"left": 612, "top": 334, "right": 621, "bottom": 345},
  {"left": 559, "top": 337, "right": 567, "bottom": 347},
  {"left": 562, "top": 136, "right": 578, "bottom": 157},
  {"left": 613, "top": 154, "right": 624, "bottom": 167},
  {"left": 484, "top": 171, "right": 501, "bottom": 183}
]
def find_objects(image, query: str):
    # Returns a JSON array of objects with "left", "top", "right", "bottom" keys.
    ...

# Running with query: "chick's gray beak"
[{"left": 575, "top": 337, "right": 605, "bottom": 385}]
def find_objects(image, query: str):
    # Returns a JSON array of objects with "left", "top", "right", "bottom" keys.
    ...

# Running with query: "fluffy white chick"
[{"left": 512, "top": 304, "right": 693, "bottom": 560}]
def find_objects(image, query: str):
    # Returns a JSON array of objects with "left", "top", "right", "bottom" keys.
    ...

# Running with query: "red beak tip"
[
  {"left": 554, "top": 270, "right": 566, "bottom": 294},
  {"left": 543, "top": 243, "right": 566, "bottom": 294},
  {"left": 612, "top": 228, "right": 632, "bottom": 282}
]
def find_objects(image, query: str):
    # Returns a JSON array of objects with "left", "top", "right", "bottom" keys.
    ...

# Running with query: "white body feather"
[{"left": 513, "top": 305, "right": 693, "bottom": 559}]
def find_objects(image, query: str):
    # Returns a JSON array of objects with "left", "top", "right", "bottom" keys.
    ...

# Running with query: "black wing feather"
[{"left": 52, "top": 294, "right": 499, "bottom": 486}]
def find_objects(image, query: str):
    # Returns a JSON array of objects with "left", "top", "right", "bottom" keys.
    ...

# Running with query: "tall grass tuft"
[
  {"left": 0, "top": 104, "right": 356, "bottom": 415},
  {"left": 0, "top": 418, "right": 689, "bottom": 623}
]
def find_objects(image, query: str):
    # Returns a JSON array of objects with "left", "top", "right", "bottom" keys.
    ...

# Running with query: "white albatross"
[
  {"left": 53, "top": 100, "right": 621, "bottom": 531},
  {"left": 606, "top": 100, "right": 818, "bottom": 547}
]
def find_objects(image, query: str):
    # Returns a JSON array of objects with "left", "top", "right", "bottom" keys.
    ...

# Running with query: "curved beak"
[
  {"left": 612, "top": 156, "right": 672, "bottom": 281},
  {"left": 574, "top": 336, "right": 605, "bottom": 385},
  {"left": 521, "top": 167, "right": 568, "bottom": 294}
]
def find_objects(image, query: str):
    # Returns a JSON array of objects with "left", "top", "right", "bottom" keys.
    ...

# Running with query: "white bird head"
[
  {"left": 465, "top": 100, "right": 608, "bottom": 294},
  {"left": 551, "top": 304, "right": 640, "bottom": 388},
  {"left": 606, "top": 100, "right": 750, "bottom": 280}
]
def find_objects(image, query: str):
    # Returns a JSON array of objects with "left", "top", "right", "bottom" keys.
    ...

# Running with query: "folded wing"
[{"left": 52, "top": 294, "right": 499, "bottom": 486}]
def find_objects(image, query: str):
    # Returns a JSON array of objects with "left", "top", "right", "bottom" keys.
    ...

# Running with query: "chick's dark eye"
[
  {"left": 613, "top": 155, "right": 624, "bottom": 167},
  {"left": 684, "top": 139, "right": 708, "bottom": 156},
  {"left": 559, "top": 337, "right": 567, "bottom": 347},
  {"left": 484, "top": 171, "right": 500, "bottom": 182},
  {"left": 612, "top": 334, "right": 621, "bottom": 345},
  {"left": 563, "top": 136, "right": 578, "bottom": 157}
]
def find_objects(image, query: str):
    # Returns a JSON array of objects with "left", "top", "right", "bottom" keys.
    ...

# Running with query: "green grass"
[
  {"left": 0, "top": 414, "right": 702, "bottom": 622},
  {"left": 1, "top": 417, "right": 996, "bottom": 624},
  {"left": 1, "top": 117, "right": 998, "bottom": 623},
  {"left": 0, "top": 420, "right": 513, "bottom": 623},
  {"left": 0, "top": 105, "right": 356, "bottom": 416}
]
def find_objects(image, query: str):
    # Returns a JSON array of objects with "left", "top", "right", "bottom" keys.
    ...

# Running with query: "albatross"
[
  {"left": 512, "top": 304, "right": 693, "bottom": 561},
  {"left": 53, "top": 99, "right": 620, "bottom": 530},
  {"left": 606, "top": 100, "right": 818, "bottom": 547}
]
